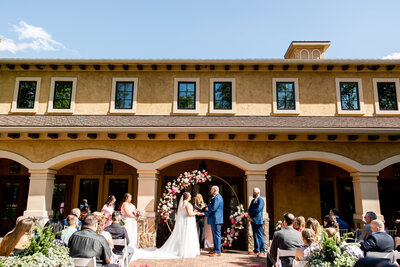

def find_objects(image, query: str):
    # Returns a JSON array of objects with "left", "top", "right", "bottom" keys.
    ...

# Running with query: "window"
[
  {"left": 209, "top": 78, "right": 236, "bottom": 114},
  {"left": 373, "top": 78, "right": 400, "bottom": 115},
  {"left": 173, "top": 78, "right": 200, "bottom": 114},
  {"left": 110, "top": 78, "right": 138, "bottom": 113},
  {"left": 48, "top": 77, "right": 77, "bottom": 113},
  {"left": 335, "top": 78, "right": 364, "bottom": 115},
  {"left": 272, "top": 78, "right": 300, "bottom": 114},
  {"left": 11, "top": 77, "right": 41, "bottom": 113}
]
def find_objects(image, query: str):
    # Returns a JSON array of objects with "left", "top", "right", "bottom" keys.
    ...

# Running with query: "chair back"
[
  {"left": 112, "top": 238, "right": 127, "bottom": 246},
  {"left": 292, "top": 260, "right": 307, "bottom": 267},
  {"left": 112, "top": 238, "right": 128, "bottom": 267},
  {"left": 366, "top": 251, "right": 397, "bottom": 264},
  {"left": 277, "top": 248, "right": 296, "bottom": 257},
  {"left": 72, "top": 257, "right": 96, "bottom": 267}
]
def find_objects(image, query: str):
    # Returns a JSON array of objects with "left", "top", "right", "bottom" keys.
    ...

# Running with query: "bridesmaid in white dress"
[
  {"left": 121, "top": 193, "right": 138, "bottom": 248},
  {"left": 101, "top": 195, "right": 116, "bottom": 228}
]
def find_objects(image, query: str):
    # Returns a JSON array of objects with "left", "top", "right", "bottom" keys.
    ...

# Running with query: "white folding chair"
[
  {"left": 113, "top": 238, "right": 128, "bottom": 267},
  {"left": 275, "top": 248, "right": 296, "bottom": 267},
  {"left": 292, "top": 259, "right": 307, "bottom": 267},
  {"left": 72, "top": 257, "right": 96, "bottom": 267},
  {"left": 366, "top": 251, "right": 396, "bottom": 264}
]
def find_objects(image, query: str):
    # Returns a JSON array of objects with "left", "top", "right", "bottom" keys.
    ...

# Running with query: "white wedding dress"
[{"left": 130, "top": 197, "right": 200, "bottom": 261}]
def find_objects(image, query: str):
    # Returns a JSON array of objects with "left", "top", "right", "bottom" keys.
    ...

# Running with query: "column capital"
[
  {"left": 350, "top": 171, "right": 379, "bottom": 178},
  {"left": 28, "top": 169, "right": 57, "bottom": 180},
  {"left": 137, "top": 169, "right": 160, "bottom": 181},
  {"left": 351, "top": 172, "right": 379, "bottom": 184},
  {"left": 245, "top": 170, "right": 267, "bottom": 182}
]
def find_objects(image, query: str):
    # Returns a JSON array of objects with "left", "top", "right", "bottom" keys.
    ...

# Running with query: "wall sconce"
[
  {"left": 296, "top": 161, "right": 303, "bottom": 176},
  {"left": 394, "top": 163, "right": 400, "bottom": 177},
  {"left": 9, "top": 161, "right": 21, "bottom": 174},
  {"left": 199, "top": 160, "right": 207, "bottom": 172},
  {"left": 104, "top": 159, "right": 113, "bottom": 175}
]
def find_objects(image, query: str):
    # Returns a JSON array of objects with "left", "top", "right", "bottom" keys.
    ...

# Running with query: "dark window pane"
[
  {"left": 276, "top": 82, "right": 295, "bottom": 110},
  {"left": 17, "top": 81, "right": 37, "bottom": 109},
  {"left": 0, "top": 183, "right": 20, "bottom": 221},
  {"left": 377, "top": 82, "right": 398, "bottom": 110},
  {"left": 340, "top": 82, "right": 360, "bottom": 110},
  {"left": 53, "top": 81, "right": 73, "bottom": 109},
  {"left": 52, "top": 183, "right": 67, "bottom": 219},
  {"left": 108, "top": 179, "right": 129, "bottom": 210},
  {"left": 78, "top": 179, "right": 99, "bottom": 212},
  {"left": 177, "top": 82, "right": 196, "bottom": 109},
  {"left": 214, "top": 82, "right": 232, "bottom": 110},
  {"left": 115, "top": 82, "right": 134, "bottom": 109}
]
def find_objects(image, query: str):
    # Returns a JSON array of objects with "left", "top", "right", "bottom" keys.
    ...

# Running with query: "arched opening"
[
  {"left": 0, "top": 158, "right": 30, "bottom": 235},
  {"left": 377, "top": 162, "right": 400, "bottom": 229},
  {"left": 266, "top": 160, "right": 355, "bottom": 235},
  {"left": 54, "top": 158, "right": 137, "bottom": 220},
  {"left": 156, "top": 159, "right": 247, "bottom": 250}
]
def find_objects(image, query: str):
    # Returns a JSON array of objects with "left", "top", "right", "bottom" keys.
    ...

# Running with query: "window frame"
[
  {"left": 272, "top": 78, "right": 300, "bottom": 115},
  {"left": 373, "top": 78, "right": 400, "bottom": 115},
  {"left": 209, "top": 78, "right": 236, "bottom": 114},
  {"left": 47, "top": 77, "right": 77, "bottom": 113},
  {"left": 110, "top": 77, "right": 138, "bottom": 114},
  {"left": 335, "top": 78, "right": 365, "bottom": 115},
  {"left": 173, "top": 78, "right": 200, "bottom": 114},
  {"left": 11, "top": 77, "right": 41, "bottom": 113}
]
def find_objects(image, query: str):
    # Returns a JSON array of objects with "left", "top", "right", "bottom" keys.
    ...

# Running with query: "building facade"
[{"left": 0, "top": 42, "right": 400, "bottom": 249}]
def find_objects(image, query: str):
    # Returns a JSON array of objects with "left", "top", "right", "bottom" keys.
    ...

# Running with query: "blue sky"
[{"left": 1, "top": 0, "right": 400, "bottom": 59}]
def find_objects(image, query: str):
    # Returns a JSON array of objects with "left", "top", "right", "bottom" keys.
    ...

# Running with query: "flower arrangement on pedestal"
[
  {"left": 222, "top": 204, "right": 247, "bottom": 247},
  {"left": 157, "top": 170, "right": 211, "bottom": 222},
  {"left": 275, "top": 220, "right": 284, "bottom": 231}
]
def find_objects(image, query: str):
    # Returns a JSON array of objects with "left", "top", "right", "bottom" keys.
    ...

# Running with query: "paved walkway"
[{"left": 129, "top": 250, "right": 266, "bottom": 267}]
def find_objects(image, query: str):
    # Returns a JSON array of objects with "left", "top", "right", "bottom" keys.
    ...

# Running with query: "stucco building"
[{"left": 0, "top": 41, "right": 400, "bottom": 249}]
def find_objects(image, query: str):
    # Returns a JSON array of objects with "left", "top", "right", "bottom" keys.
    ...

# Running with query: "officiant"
[{"left": 194, "top": 193, "right": 207, "bottom": 249}]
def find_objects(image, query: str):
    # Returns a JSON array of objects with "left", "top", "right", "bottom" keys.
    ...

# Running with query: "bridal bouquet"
[{"left": 133, "top": 208, "right": 145, "bottom": 219}]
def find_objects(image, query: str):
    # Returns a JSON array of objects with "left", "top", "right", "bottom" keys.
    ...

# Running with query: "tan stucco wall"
[
  {"left": 1, "top": 139, "right": 400, "bottom": 167},
  {"left": 269, "top": 161, "right": 321, "bottom": 225},
  {"left": 1, "top": 70, "right": 400, "bottom": 116}
]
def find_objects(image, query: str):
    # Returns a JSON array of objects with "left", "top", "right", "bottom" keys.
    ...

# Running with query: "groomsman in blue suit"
[
  {"left": 205, "top": 185, "right": 224, "bottom": 257},
  {"left": 248, "top": 187, "right": 265, "bottom": 257}
]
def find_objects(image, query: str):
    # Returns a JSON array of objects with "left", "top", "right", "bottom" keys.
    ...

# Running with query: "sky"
[{"left": 1, "top": 0, "right": 400, "bottom": 59}]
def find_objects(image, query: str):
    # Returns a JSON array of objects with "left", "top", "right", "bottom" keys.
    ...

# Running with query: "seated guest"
[
  {"left": 68, "top": 215, "right": 117, "bottom": 267},
  {"left": 360, "top": 219, "right": 394, "bottom": 253},
  {"left": 358, "top": 211, "right": 377, "bottom": 242},
  {"left": 306, "top": 217, "right": 321, "bottom": 243},
  {"left": 105, "top": 212, "right": 130, "bottom": 254},
  {"left": 61, "top": 215, "right": 77, "bottom": 246},
  {"left": 393, "top": 219, "right": 400, "bottom": 251},
  {"left": 92, "top": 212, "right": 114, "bottom": 250},
  {"left": 44, "top": 217, "right": 63, "bottom": 240},
  {"left": 355, "top": 257, "right": 393, "bottom": 267},
  {"left": 295, "top": 228, "right": 317, "bottom": 261},
  {"left": 267, "top": 213, "right": 303, "bottom": 267},
  {"left": 323, "top": 215, "right": 341, "bottom": 242},
  {"left": 0, "top": 218, "right": 35, "bottom": 256},
  {"left": 293, "top": 216, "right": 305, "bottom": 232},
  {"left": 62, "top": 208, "right": 82, "bottom": 230},
  {"left": 330, "top": 208, "right": 349, "bottom": 230}
]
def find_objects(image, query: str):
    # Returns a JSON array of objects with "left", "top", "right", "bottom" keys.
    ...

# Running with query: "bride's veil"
[{"left": 174, "top": 195, "right": 185, "bottom": 231}]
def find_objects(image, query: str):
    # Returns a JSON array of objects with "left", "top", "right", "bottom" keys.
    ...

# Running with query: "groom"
[{"left": 205, "top": 185, "right": 224, "bottom": 257}]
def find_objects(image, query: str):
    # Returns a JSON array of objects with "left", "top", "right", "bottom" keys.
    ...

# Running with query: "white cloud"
[
  {"left": 382, "top": 52, "right": 400, "bottom": 59},
  {"left": 0, "top": 21, "right": 67, "bottom": 53}
]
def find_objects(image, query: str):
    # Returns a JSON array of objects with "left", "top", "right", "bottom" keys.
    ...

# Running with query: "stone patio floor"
[{"left": 129, "top": 250, "right": 266, "bottom": 267}]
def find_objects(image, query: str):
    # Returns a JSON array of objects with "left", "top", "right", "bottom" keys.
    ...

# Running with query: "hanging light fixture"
[
  {"left": 199, "top": 160, "right": 207, "bottom": 172},
  {"left": 104, "top": 159, "right": 113, "bottom": 175},
  {"left": 393, "top": 163, "right": 400, "bottom": 177},
  {"left": 296, "top": 161, "right": 303, "bottom": 176},
  {"left": 9, "top": 161, "right": 21, "bottom": 174}
]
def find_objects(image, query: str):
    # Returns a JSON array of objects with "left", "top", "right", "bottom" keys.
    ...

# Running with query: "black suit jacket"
[
  {"left": 360, "top": 231, "right": 394, "bottom": 253},
  {"left": 105, "top": 223, "right": 130, "bottom": 254}
]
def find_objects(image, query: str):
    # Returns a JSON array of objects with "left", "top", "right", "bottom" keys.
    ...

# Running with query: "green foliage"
[
  {"left": 0, "top": 224, "right": 73, "bottom": 267},
  {"left": 306, "top": 229, "right": 358, "bottom": 267}
]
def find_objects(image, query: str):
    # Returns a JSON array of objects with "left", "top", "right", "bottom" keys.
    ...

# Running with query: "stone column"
[
  {"left": 351, "top": 171, "right": 383, "bottom": 229},
  {"left": 24, "top": 169, "right": 56, "bottom": 225},
  {"left": 136, "top": 169, "right": 159, "bottom": 248},
  {"left": 245, "top": 170, "right": 269, "bottom": 252}
]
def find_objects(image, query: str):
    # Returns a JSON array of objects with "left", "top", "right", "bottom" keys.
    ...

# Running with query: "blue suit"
[
  {"left": 248, "top": 197, "right": 265, "bottom": 253},
  {"left": 205, "top": 193, "right": 224, "bottom": 253}
]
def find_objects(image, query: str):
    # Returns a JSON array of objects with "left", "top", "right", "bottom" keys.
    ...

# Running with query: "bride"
[{"left": 130, "top": 192, "right": 201, "bottom": 261}]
